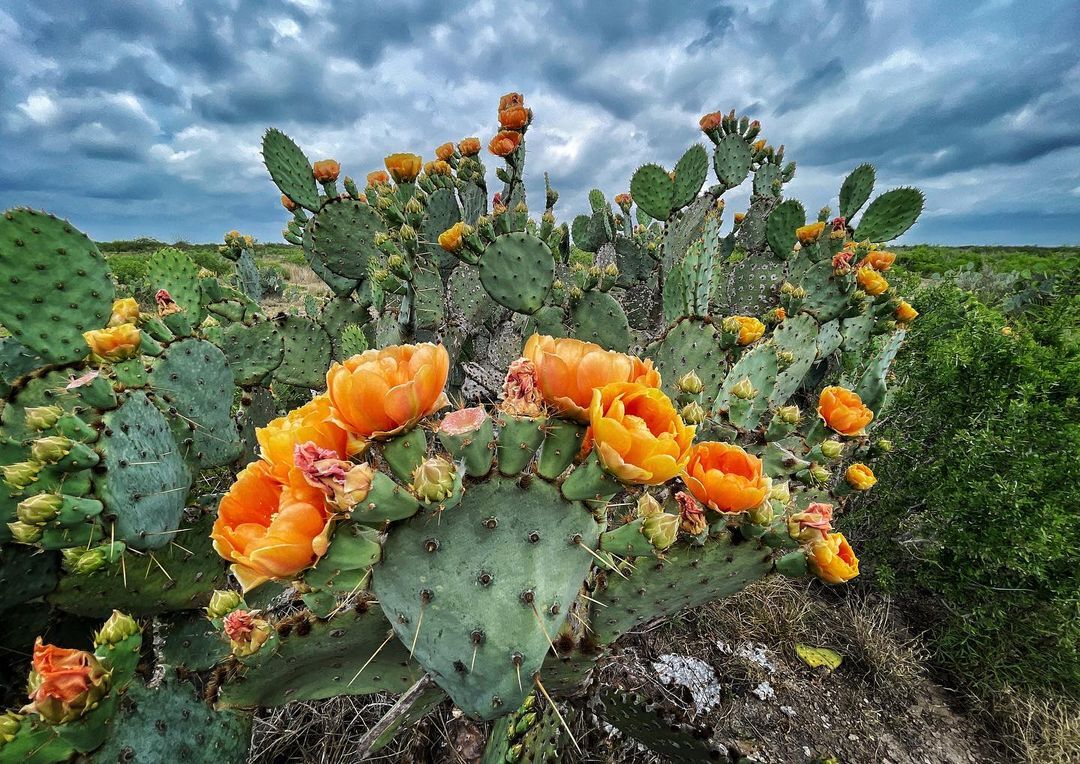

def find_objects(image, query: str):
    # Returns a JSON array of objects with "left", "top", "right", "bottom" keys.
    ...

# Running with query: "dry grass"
[{"left": 988, "top": 687, "right": 1080, "bottom": 764}]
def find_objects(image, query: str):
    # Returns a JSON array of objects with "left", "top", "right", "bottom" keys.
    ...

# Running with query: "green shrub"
[
  {"left": 186, "top": 247, "right": 232, "bottom": 275},
  {"left": 896, "top": 244, "right": 1080, "bottom": 276},
  {"left": 846, "top": 283, "right": 1080, "bottom": 696}
]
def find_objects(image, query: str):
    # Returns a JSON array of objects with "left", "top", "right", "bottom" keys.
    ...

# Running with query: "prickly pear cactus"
[{"left": 0, "top": 92, "right": 922, "bottom": 762}]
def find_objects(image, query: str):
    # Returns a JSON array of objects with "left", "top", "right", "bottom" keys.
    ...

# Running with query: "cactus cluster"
[{"left": 0, "top": 93, "right": 922, "bottom": 761}]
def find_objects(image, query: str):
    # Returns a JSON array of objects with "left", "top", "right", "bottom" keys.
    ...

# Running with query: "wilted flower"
[
  {"left": 788, "top": 502, "right": 833, "bottom": 543},
  {"left": 676, "top": 491, "right": 708, "bottom": 535},
  {"left": 501, "top": 357, "right": 544, "bottom": 417},
  {"left": 223, "top": 609, "right": 273, "bottom": 657},
  {"left": 257, "top": 395, "right": 350, "bottom": 482}
]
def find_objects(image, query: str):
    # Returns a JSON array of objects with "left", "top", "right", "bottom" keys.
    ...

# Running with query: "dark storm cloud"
[{"left": 0, "top": 0, "right": 1077, "bottom": 245}]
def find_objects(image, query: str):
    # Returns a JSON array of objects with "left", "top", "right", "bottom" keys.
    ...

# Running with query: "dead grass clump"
[{"left": 988, "top": 687, "right": 1080, "bottom": 764}]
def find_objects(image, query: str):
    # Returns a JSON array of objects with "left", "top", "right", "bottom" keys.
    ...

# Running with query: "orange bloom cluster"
[
  {"left": 523, "top": 334, "right": 661, "bottom": 422},
  {"left": 682, "top": 442, "right": 770, "bottom": 513},
  {"left": 490, "top": 92, "right": 531, "bottom": 156}
]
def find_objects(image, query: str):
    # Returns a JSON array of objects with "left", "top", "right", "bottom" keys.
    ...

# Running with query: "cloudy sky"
[{"left": 1, "top": 0, "right": 1078, "bottom": 245}]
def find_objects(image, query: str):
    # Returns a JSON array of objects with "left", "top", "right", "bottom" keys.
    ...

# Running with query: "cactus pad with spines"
[
  {"left": 478, "top": 233, "right": 554, "bottom": 315},
  {"left": 713, "top": 134, "right": 753, "bottom": 188},
  {"left": 272, "top": 315, "right": 333, "bottom": 389},
  {"left": 0, "top": 209, "right": 113, "bottom": 365},
  {"left": 854, "top": 187, "right": 925, "bottom": 242},
  {"left": 219, "top": 321, "right": 284, "bottom": 385},
  {"left": 262, "top": 128, "right": 321, "bottom": 211},
  {"left": 672, "top": 144, "right": 709, "bottom": 210},
  {"left": 765, "top": 199, "right": 806, "bottom": 259},
  {"left": 309, "top": 198, "right": 385, "bottom": 279},
  {"left": 630, "top": 164, "right": 675, "bottom": 221},
  {"left": 839, "top": 163, "right": 875, "bottom": 220},
  {"left": 570, "top": 291, "right": 631, "bottom": 352},
  {"left": 770, "top": 313, "right": 821, "bottom": 406},
  {"left": 648, "top": 318, "right": 728, "bottom": 404},
  {"left": 147, "top": 248, "right": 205, "bottom": 321}
]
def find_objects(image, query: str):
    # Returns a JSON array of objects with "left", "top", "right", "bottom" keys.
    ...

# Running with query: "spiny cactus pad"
[
  {"left": 262, "top": 128, "right": 321, "bottom": 212},
  {"left": 309, "top": 197, "right": 385, "bottom": 279},
  {"left": 272, "top": 315, "right": 332, "bottom": 389},
  {"left": 147, "top": 248, "right": 205, "bottom": 321},
  {"left": 854, "top": 187, "right": 925, "bottom": 242},
  {"left": 478, "top": 233, "right": 554, "bottom": 315}
]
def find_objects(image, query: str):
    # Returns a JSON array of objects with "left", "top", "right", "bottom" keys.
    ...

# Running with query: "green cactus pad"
[
  {"left": 147, "top": 248, "right": 205, "bottom": 323},
  {"left": 647, "top": 319, "right": 727, "bottom": 405},
  {"left": 95, "top": 392, "right": 192, "bottom": 550},
  {"left": 840, "top": 312, "right": 875, "bottom": 355},
  {"left": 421, "top": 187, "right": 463, "bottom": 276},
  {"left": 597, "top": 690, "right": 721, "bottom": 763},
  {"left": 765, "top": 199, "right": 806, "bottom": 259},
  {"left": 85, "top": 674, "right": 251, "bottom": 764},
  {"left": 478, "top": 233, "right": 554, "bottom": 315},
  {"left": 460, "top": 181, "right": 487, "bottom": 225},
  {"left": 300, "top": 218, "right": 359, "bottom": 297},
  {"left": 411, "top": 261, "right": 446, "bottom": 332},
  {"left": 0, "top": 716, "right": 77, "bottom": 763},
  {"left": 272, "top": 315, "right": 332, "bottom": 390},
  {"left": 0, "top": 336, "right": 43, "bottom": 388},
  {"left": 713, "top": 135, "right": 752, "bottom": 188},
  {"left": 496, "top": 414, "right": 545, "bottom": 476},
  {"left": 309, "top": 198, "right": 385, "bottom": 279},
  {"left": 613, "top": 237, "right": 653, "bottom": 287},
  {"left": 854, "top": 187, "right": 924, "bottom": 242},
  {"left": 570, "top": 291, "right": 630, "bottom": 352},
  {"left": 373, "top": 475, "right": 602, "bottom": 720},
  {"left": 629, "top": 164, "right": 674, "bottom": 221},
  {"left": 662, "top": 194, "right": 712, "bottom": 275},
  {"left": 157, "top": 611, "right": 231, "bottom": 672},
  {"left": 839, "top": 163, "right": 875, "bottom": 220},
  {"left": 770, "top": 313, "right": 821, "bottom": 406},
  {"left": 522, "top": 304, "right": 566, "bottom": 340},
  {"left": 681, "top": 239, "right": 714, "bottom": 317},
  {"left": 855, "top": 329, "right": 905, "bottom": 415},
  {"left": 321, "top": 296, "right": 371, "bottom": 361},
  {"left": 798, "top": 260, "right": 853, "bottom": 323},
  {"left": 262, "top": 127, "right": 320, "bottom": 212},
  {"left": 592, "top": 536, "right": 774, "bottom": 644},
  {"left": 233, "top": 248, "right": 262, "bottom": 302},
  {"left": 237, "top": 386, "right": 277, "bottom": 466},
  {"left": 1, "top": 369, "right": 111, "bottom": 443},
  {"left": 219, "top": 321, "right": 284, "bottom": 386},
  {"left": 448, "top": 265, "right": 501, "bottom": 330},
  {"left": 149, "top": 338, "right": 241, "bottom": 469},
  {"left": 571, "top": 213, "right": 598, "bottom": 252},
  {"left": 50, "top": 512, "right": 227, "bottom": 617},
  {"left": 217, "top": 605, "right": 422, "bottom": 707},
  {"left": 753, "top": 163, "right": 781, "bottom": 197},
  {"left": 718, "top": 344, "right": 778, "bottom": 430},
  {"left": 672, "top": 144, "right": 708, "bottom": 210},
  {"left": 0, "top": 209, "right": 113, "bottom": 365},
  {"left": 0, "top": 544, "right": 59, "bottom": 610},
  {"left": 816, "top": 319, "right": 844, "bottom": 357},
  {"left": 661, "top": 261, "right": 689, "bottom": 325}
]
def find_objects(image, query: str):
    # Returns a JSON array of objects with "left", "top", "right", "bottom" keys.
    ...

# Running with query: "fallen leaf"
[{"left": 795, "top": 644, "right": 843, "bottom": 670}]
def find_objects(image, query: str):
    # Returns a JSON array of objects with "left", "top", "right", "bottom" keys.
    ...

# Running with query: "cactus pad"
[
  {"left": 0, "top": 544, "right": 59, "bottom": 610},
  {"left": 770, "top": 313, "right": 821, "bottom": 406},
  {"left": 839, "top": 163, "right": 875, "bottom": 220},
  {"left": 147, "top": 248, "right": 205, "bottom": 321},
  {"left": 571, "top": 292, "right": 630, "bottom": 352},
  {"left": 0, "top": 209, "right": 113, "bottom": 364},
  {"left": 765, "top": 199, "right": 806, "bottom": 259},
  {"left": 219, "top": 322, "right": 284, "bottom": 386},
  {"left": 421, "top": 187, "right": 463, "bottom": 276},
  {"left": 854, "top": 187, "right": 925, "bottom": 242},
  {"left": 630, "top": 164, "right": 674, "bottom": 221},
  {"left": 321, "top": 296, "right": 372, "bottom": 360},
  {"left": 647, "top": 319, "right": 728, "bottom": 404},
  {"left": 95, "top": 392, "right": 192, "bottom": 550},
  {"left": 262, "top": 128, "right": 320, "bottom": 212},
  {"left": 672, "top": 144, "right": 708, "bottom": 210},
  {"left": 713, "top": 135, "right": 752, "bottom": 188},
  {"left": 478, "top": 233, "right": 554, "bottom": 315},
  {"left": 272, "top": 315, "right": 332, "bottom": 389},
  {"left": 597, "top": 690, "right": 722, "bottom": 762},
  {"left": 373, "top": 475, "right": 602, "bottom": 719},
  {"left": 309, "top": 198, "right": 384, "bottom": 279}
]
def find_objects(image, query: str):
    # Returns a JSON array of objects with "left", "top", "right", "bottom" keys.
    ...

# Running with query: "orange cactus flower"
[
  {"left": 212, "top": 460, "right": 332, "bottom": 592},
  {"left": 731, "top": 316, "right": 766, "bottom": 345},
  {"left": 807, "top": 532, "right": 859, "bottom": 584},
  {"left": 22, "top": 639, "right": 109, "bottom": 724},
  {"left": 817, "top": 386, "right": 873, "bottom": 436},
  {"left": 438, "top": 222, "right": 467, "bottom": 253},
  {"left": 614, "top": 193, "right": 632, "bottom": 206},
  {"left": 523, "top": 334, "right": 661, "bottom": 422},
  {"left": 895, "top": 300, "right": 918, "bottom": 323},
  {"left": 425, "top": 159, "right": 452, "bottom": 176},
  {"left": 498, "top": 92, "right": 524, "bottom": 111},
  {"left": 845, "top": 463, "right": 877, "bottom": 491},
  {"left": 458, "top": 137, "right": 482, "bottom": 156},
  {"left": 861, "top": 249, "right": 896, "bottom": 271},
  {"left": 281, "top": 193, "right": 298, "bottom": 211},
  {"left": 589, "top": 382, "right": 694, "bottom": 485},
  {"left": 366, "top": 170, "right": 390, "bottom": 186},
  {"left": 326, "top": 343, "right": 450, "bottom": 440},
  {"left": 856, "top": 266, "right": 889, "bottom": 296},
  {"left": 312, "top": 159, "right": 340, "bottom": 183},
  {"left": 773, "top": 307, "right": 787, "bottom": 321},
  {"left": 489, "top": 130, "right": 522, "bottom": 157},
  {"left": 796, "top": 221, "right": 826, "bottom": 245},
  {"left": 499, "top": 105, "right": 530, "bottom": 130},
  {"left": 256, "top": 395, "right": 351, "bottom": 481},
  {"left": 84, "top": 323, "right": 141, "bottom": 362},
  {"left": 435, "top": 142, "right": 455, "bottom": 161},
  {"left": 384, "top": 153, "right": 422, "bottom": 184},
  {"left": 699, "top": 112, "right": 723, "bottom": 131},
  {"left": 682, "top": 441, "right": 771, "bottom": 513}
]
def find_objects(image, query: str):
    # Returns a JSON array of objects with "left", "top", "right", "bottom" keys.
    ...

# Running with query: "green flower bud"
[
  {"left": 780, "top": 281, "right": 797, "bottom": 295},
  {"left": 731, "top": 378, "right": 757, "bottom": 400},
  {"left": 8, "top": 521, "right": 43, "bottom": 544},
  {"left": 2, "top": 461, "right": 41, "bottom": 489},
  {"left": 769, "top": 481, "right": 791, "bottom": 504},
  {"left": 31, "top": 436, "right": 73, "bottom": 464},
  {"left": 776, "top": 350, "right": 796, "bottom": 367},
  {"left": 514, "top": 201, "right": 528, "bottom": 215},
  {"left": 94, "top": 610, "right": 140, "bottom": 647},
  {"left": 642, "top": 512, "right": 678, "bottom": 551},
  {"left": 676, "top": 371, "right": 704, "bottom": 395},
  {"left": 792, "top": 286, "right": 807, "bottom": 299},
  {"left": 635, "top": 493, "right": 662, "bottom": 518},
  {"left": 62, "top": 546, "right": 109, "bottom": 575},
  {"left": 604, "top": 262, "right": 619, "bottom": 277},
  {"left": 0, "top": 710, "right": 24, "bottom": 743},
  {"left": 777, "top": 405, "right": 801, "bottom": 425},
  {"left": 721, "top": 316, "right": 742, "bottom": 334},
  {"left": 820, "top": 440, "right": 843, "bottom": 460},
  {"left": 411, "top": 456, "right": 457, "bottom": 503},
  {"left": 25, "top": 405, "right": 63, "bottom": 431},
  {"left": 748, "top": 501, "right": 773, "bottom": 526},
  {"left": 680, "top": 401, "right": 706, "bottom": 425},
  {"left": 809, "top": 464, "right": 831, "bottom": 485},
  {"left": 16, "top": 493, "right": 62, "bottom": 524},
  {"left": 874, "top": 439, "right": 893, "bottom": 454},
  {"left": 206, "top": 589, "right": 243, "bottom": 620},
  {"left": 404, "top": 197, "right": 425, "bottom": 216}
]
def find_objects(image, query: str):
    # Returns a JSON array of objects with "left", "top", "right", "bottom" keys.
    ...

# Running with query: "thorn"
[
  {"left": 530, "top": 604, "right": 559, "bottom": 658},
  {"left": 409, "top": 602, "right": 426, "bottom": 659},
  {"left": 470, "top": 643, "right": 479, "bottom": 673},
  {"left": 349, "top": 631, "right": 395, "bottom": 686},
  {"left": 534, "top": 675, "right": 582, "bottom": 756},
  {"left": 148, "top": 552, "right": 172, "bottom": 581},
  {"left": 580, "top": 593, "right": 608, "bottom": 608},
  {"left": 169, "top": 540, "right": 194, "bottom": 556},
  {"left": 576, "top": 541, "right": 629, "bottom": 580}
]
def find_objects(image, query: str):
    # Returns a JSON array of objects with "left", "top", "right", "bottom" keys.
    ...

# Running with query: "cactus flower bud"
[
  {"left": 21, "top": 639, "right": 110, "bottom": 725},
  {"left": 312, "top": 159, "right": 340, "bottom": 183},
  {"left": 776, "top": 349, "right": 796, "bottom": 367},
  {"left": 108, "top": 297, "right": 140, "bottom": 328},
  {"left": 748, "top": 500, "right": 773, "bottom": 526},
  {"left": 731, "top": 378, "right": 756, "bottom": 400},
  {"left": 8, "top": 521, "right": 43, "bottom": 544},
  {"left": 635, "top": 493, "right": 662, "bottom": 518},
  {"left": 281, "top": 194, "right": 298, "bottom": 211},
  {"left": 642, "top": 512, "right": 678, "bottom": 551},
  {"left": 62, "top": 546, "right": 110, "bottom": 575},
  {"left": 777, "top": 405, "right": 801, "bottom": 425},
  {"left": 721, "top": 315, "right": 742, "bottom": 335},
  {"left": 458, "top": 137, "right": 482, "bottom": 156},
  {"left": 675, "top": 491, "right": 708, "bottom": 536},
  {"left": 809, "top": 464, "right": 831, "bottom": 485},
  {"left": 845, "top": 463, "right": 877, "bottom": 491},
  {"left": 819, "top": 440, "right": 843, "bottom": 460},
  {"left": 3, "top": 460, "right": 41, "bottom": 490},
  {"left": 30, "top": 436, "right": 73, "bottom": 464},
  {"left": 412, "top": 457, "right": 457, "bottom": 503},
  {"left": 780, "top": 281, "right": 797, "bottom": 295},
  {"left": 94, "top": 610, "right": 140, "bottom": 647},
  {"left": 769, "top": 481, "right": 791, "bottom": 505},
  {"left": 206, "top": 590, "right": 243, "bottom": 620},
  {"left": 16, "top": 493, "right": 62, "bottom": 524},
  {"left": 680, "top": 401, "right": 706, "bottom": 425},
  {"left": 795, "top": 221, "right": 826, "bottom": 245},
  {"left": 676, "top": 371, "right": 704, "bottom": 395},
  {"left": 874, "top": 439, "right": 893, "bottom": 454},
  {"left": 438, "top": 222, "right": 469, "bottom": 253},
  {"left": 24, "top": 405, "right": 63, "bottom": 431},
  {"left": 0, "top": 711, "right": 22, "bottom": 743}
]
